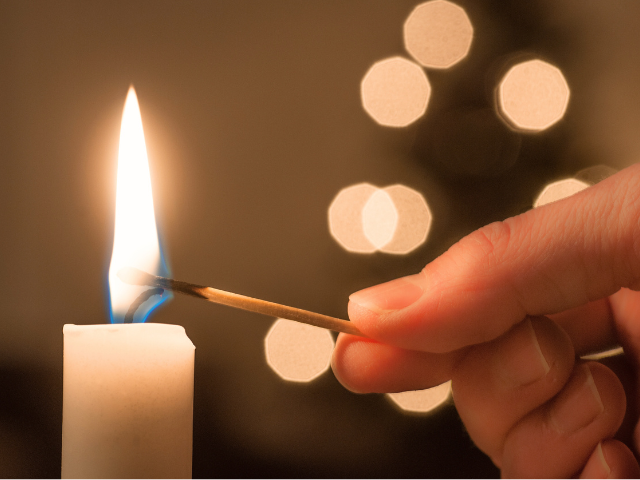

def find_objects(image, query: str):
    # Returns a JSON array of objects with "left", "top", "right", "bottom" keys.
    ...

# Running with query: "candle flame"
[{"left": 108, "top": 86, "right": 170, "bottom": 323}]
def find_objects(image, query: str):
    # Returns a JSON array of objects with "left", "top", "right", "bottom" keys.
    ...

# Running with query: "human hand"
[{"left": 332, "top": 163, "right": 640, "bottom": 477}]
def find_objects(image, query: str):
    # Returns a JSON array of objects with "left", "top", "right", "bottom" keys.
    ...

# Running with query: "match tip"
[{"left": 117, "top": 267, "right": 157, "bottom": 286}]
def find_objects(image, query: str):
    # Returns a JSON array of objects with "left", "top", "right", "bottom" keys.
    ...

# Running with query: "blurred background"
[{"left": 2, "top": 0, "right": 640, "bottom": 477}]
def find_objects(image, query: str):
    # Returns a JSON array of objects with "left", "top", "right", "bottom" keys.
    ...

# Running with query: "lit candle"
[{"left": 61, "top": 87, "right": 195, "bottom": 478}]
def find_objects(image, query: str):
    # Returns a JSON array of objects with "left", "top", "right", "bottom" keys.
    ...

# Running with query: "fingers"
[
  {"left": 331, "top": 334, "right": 464, "bottom": 393},
  {"left": 333, "top": 316, "right": 575, "bottom": 462},
  {"left": 451, "top": 317, "right": 575, "bottom": 462},
  {"left": 347, "top": 163, "right": 640, "bottom": 353},
  {"left": 579, "top": 440, "right": 640, "bottom": 479},
  {"left": 501, "top": 362, "right": 626, "bottom": 478},
  {"left": 332, "top": 317, "right": 630, "bottom": 479}
]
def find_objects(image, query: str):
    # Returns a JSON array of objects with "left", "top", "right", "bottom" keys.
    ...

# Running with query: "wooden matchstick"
[{"left": 117, "top": 267, "right": 365, "bottom": 337}]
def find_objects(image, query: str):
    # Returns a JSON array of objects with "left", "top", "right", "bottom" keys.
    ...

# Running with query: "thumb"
[{"left": 348, "top": 163, "right": 640, "bottom": 353}]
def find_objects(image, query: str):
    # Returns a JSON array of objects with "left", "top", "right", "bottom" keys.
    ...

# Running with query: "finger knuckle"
[{"left": 455, "top": 220, "right": 515, "bottom": 271}]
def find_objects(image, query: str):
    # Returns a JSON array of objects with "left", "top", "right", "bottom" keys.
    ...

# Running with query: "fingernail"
[
  {"left": 550, "top": 364, "right": 604, "bottom": 434},
  {"left": 596, "top": 443, "right": 611, "bottom": 478},
  {"left": 349, "top": 274, "right": 424, "bottom": 314},
  {"left": 581, "top": 442, "right": 611, "bottom": 479},
  {"left": 495, "top": 318, "right": 550, "bottom": 387}
]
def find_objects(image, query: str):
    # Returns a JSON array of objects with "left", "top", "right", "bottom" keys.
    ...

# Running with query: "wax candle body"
[{"left": 62, "top": 323, "right": 195, "bottom": 479}]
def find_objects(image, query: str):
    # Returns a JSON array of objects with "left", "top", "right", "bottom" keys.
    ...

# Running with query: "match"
[{"left": 117, "top": 267, "right": 365, "bottom": 337}]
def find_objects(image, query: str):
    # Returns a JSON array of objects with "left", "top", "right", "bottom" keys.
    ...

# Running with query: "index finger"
[{"left": 348, "top": 163, "right": 640, "bottom": 353}]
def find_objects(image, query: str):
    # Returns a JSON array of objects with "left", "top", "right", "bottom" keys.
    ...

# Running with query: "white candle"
[
  {"left": 61, "top": 323, "right": 195, "bottom": 478},
  {"left": 61, "top": 86, "right": 192, "bottom": 477}
]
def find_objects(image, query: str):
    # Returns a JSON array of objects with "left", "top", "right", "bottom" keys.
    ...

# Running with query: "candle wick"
[{"left": 124, "top": 287, "right": 165, "bottom": 324}]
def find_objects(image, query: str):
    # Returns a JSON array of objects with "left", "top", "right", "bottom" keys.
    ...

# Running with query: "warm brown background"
[{"left": 2, "top": 0, "right": 640, "bottom": 477}]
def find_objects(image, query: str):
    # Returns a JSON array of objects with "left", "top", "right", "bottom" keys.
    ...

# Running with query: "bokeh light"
[
  {"left": 328, "top": 183, "right": 378, "bottom": 253},
  {"left": 386, "top": 381, "right": 452, "bottom": 414},
  {"left": 403, "top": 0, "right": 473, "bottom": 69},
  {"left": 264, "top": 319, "right": 335, "bottom": 383},
  {"left": 329, "top": 184, "right": 432, "bottom": 254},
  {"left": 497, "top": 59, "right": 570, "bottom": 132},
  {"left": 361, "top": 56, "right": 431, "bottom": 127},
  {"left": 533, "top": 178, "right": 589, "bottom": 207},
  {"left": 380, "top": 185, "right": 432, "bottom": 254},
  {"left": 362, "top": 189, "right": 398, "bottom": 249}
]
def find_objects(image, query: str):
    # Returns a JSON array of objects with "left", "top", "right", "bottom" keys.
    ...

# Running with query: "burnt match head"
[{"left": 117, "top": 267, "right": 158, "bottom": 287}]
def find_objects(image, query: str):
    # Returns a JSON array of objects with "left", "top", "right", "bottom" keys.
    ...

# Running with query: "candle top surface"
[{"left": 63, "top": 323, "right": 195, "bottom": 350}]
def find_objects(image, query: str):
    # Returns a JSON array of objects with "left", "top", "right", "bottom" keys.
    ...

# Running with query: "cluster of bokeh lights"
[
  {"left": 328, "top": 183, "right": 432, "bottom": 254},
  {"left": 361, "top": 1, "right": 570, "bottom": 134},
  {"left": 361, "top": 0, "right": 473, "bottom": 128}
]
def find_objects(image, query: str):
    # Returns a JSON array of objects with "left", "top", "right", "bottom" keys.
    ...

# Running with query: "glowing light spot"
[
  {"left": 381, "top": 185, "right": 432, "bottom": 254},
  {"left": 328, "top": 183, "right": 378, "bottom": 253},
  {"left": 403, "top": 1, "right": 473, "bottom": 69},
  {"left": 387, "top": 381, "right": 451, "bottom": 413},
  {"left": 329, "top": 184, "right": 432, "bottom": 254},
  {"left": 498, "top": 59, "right": 570, "bottom": 132},
  {"left": 265, "top": 319, "right": 335, "bottom": 383},
  {"left": 361, "top": 57, "right": 431, "bottom": 127},
  {"left": 362, "top": 189, "right": 398, "bottom": 249},
  {"left": 533, "top": 178, "right": 589, "bottom": 207}
]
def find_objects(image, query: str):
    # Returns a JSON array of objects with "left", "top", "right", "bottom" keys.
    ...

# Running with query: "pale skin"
[{"left": 332, "top": 162, "right": 640, "bottom": 478}]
